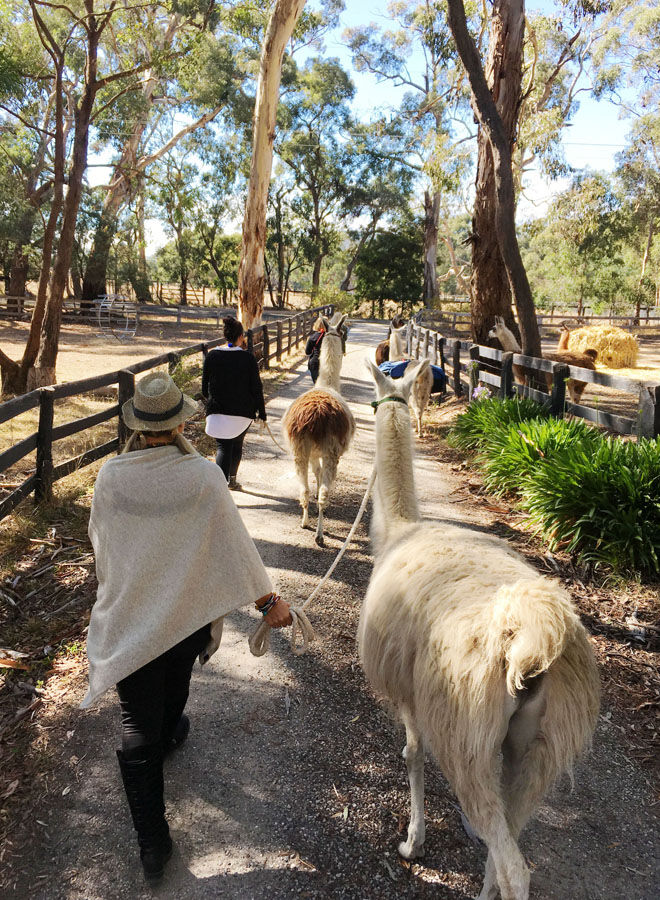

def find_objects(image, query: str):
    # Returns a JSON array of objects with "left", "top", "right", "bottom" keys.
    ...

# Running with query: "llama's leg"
[
  {"left": 501, "top": 678, "right": 555, "bottom": 841},
  {"left": 457, "top": 762, "right": 529, "bottom": 900},
  {"left": 315, "top": 452, "right": 339, "bottom": 547},
  {"left": 398, "top": 714, "right": 425, "bottom": 860},
  {"left": 293, "top": 452, "right": 311, "bottom": 528},
  {"left": 312, "top": 457, "right": 324, "bottom": 545}
]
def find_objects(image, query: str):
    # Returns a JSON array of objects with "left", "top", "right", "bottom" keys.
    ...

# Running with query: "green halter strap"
[{"left": 370, "top": 395, "right": 409, "bottom": 414}]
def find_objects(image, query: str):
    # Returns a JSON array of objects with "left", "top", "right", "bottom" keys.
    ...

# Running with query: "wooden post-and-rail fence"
[
  {"left": 0, "top": 305, "right": 333, "bottom": 524},
  {"left": 406, "top": 321, "right": 660, "bottom": 441}
]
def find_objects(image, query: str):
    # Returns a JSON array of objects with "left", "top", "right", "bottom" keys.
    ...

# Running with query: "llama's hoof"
[
  {"left": 315, "top": 534, "right": 325, "bottom": 547},
  {"left": 398, "top": 838, "right": 424, "bottom": 860}
]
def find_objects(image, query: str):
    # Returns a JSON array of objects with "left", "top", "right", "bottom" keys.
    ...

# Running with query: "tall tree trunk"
[
  {"left": 446, "top": 0, "right": 541, "bottom": 357},
  {"left": 238, "top": 0, "right": 307, "bottom": 329},
  {"left": 466, "top": 0, "right": 525, "bottom": 345},
  {"left": 81, "top": 197, "right": 124, "bottom": 303},
  {"left": 635, "top": 217, "right": 654, "bottom": 324},
  {"left": 312, "top": 253, "right": 323, "bottom": 291},
  {"left": 134, "top": 177, "right": 151, "bottom": 302},
  {"left": 423, "top": 190, "right": 440, "bottom": 303},
  {"left": 340, "top": 215, "right": 378, "bottom": 292},
  {"left": 32, "top": 17, "right": 100, "bottom": 388}
]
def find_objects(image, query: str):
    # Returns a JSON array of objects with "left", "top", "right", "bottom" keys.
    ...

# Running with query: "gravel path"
[{"left": 17, "top": 322, "right": 658, "bottom": 899}]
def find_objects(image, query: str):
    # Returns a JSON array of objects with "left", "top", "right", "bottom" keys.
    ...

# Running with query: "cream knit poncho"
[{"left": 81, "top": 443, "right": 272, "bottom": 708}]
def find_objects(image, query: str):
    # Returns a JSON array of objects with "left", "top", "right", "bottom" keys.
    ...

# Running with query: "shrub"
[
  {"left": 479, "top": 417, "right": 601, "bottom": 496},
  {"left": 448, "top": 397, "right": 550, "bottom": 451},
  {"left": 522, "top": 437, "right": 660, "bottom": 574}
]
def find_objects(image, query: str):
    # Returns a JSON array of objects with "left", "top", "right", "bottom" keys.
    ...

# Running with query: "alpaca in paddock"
[
  {"left": 283, "top": 315, "right": 355, "bottom": 546},
  {"left": 388, "top": 323, "right": 434, "bottom": 436},
  {"left": 488, "top": 317, "right": 597, "bottom": 404},
  {"left": 359, "top": 359, "right": 599, "bottom": 900}
]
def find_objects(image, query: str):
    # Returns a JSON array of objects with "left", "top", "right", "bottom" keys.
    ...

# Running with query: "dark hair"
[{"left": 223, "top": 316, "right": 244, "bottom": 344}]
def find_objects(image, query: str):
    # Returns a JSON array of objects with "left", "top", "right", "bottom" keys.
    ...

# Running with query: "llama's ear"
[
  {"left": 336, "top": 313, "right": 347, "bottom": 330},
  {"left": 320, "top": 316, "right": 330, "bottom": 332},
  {"left": 365, "top": 358, "right": 392, "bottom": 395},
  {"left": 401, "top": 358, "right": 429, "bottom": 398}
]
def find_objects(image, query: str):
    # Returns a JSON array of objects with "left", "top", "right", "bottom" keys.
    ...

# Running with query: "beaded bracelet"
[{"left": 256, "top": 593, "right": 278, "bottom": 616}]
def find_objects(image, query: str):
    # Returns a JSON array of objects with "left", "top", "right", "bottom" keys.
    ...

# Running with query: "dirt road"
[{"left": 16, "top": 322, "right": 658, "bottom": 899}]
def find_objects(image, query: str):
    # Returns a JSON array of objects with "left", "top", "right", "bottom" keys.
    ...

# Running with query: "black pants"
[
  {"left": 116, "top": 624, "right": 210, "bottom": 756},
  {"left": 308, "top": 358, "right": 319, "bottom": 383},
  {"left": 215, "top": 426, "right": 250, "bottom": 480}
]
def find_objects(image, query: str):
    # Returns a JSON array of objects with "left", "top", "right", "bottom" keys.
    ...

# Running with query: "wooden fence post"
[
  {"left": 167, "top": 351, "right": 180, "bottom": 375},
  {"left": 637, "top": 384, "right": 660, "bottom": 440},
  {"left": 276, "top": 321, "right": 282, "bottom": 361},
  {"left": 118, "top": 369, "right": 135, "bottom": 449},
  {"left": 452, "top": 341, "right": 462, "bottom": 397},
  {"left": 295, "top": 316, "right": 300, "bottom": 347},
  {"left": 247, "top": 328, "right": 254, "bottom": 354},
  {"left": 468, "top": 345, "right": 480, "bottom": 401},
  {"left": 500, "top": 352, "right": 515, "bottom": 399},
  {"left": 423, "top": 328, "right": 430, "bottom": 360},
  {"left": 34, "top": 387, "right": 55, "bottom": 504},
  {"left": 406, "top": 321, "right": 413, "bottom": 356},
  {"left": 262, "top": 324, "right": 270, "bottom": 370},
  {"left": 439, "top": 336, "right": 445, "bottom": 370},
  {"left": 550, "top": 362, "right": 569, "bottom": 417},
  {"left": 288, "top": 318, "right": 292, "bottom": 353}
]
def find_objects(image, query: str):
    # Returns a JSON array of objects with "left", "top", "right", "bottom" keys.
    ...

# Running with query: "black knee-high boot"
[{"left": 116, "top": 745, "right": 173, "bottom": 881}]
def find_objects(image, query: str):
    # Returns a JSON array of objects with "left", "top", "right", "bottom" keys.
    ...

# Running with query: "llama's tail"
[{"left": 490, "top": 579, "right": 580, "bottom": 696}]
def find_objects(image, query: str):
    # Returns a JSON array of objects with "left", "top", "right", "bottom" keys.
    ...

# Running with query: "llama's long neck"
[
  {"left": 497, "top": 324, "right": 521, "bottom": 353},
  {"left": 317, "top": 333, "right": 343, "bottom": 392},
  {"left": 373, "top": 403, "right": 420, "bottom": 548},
  {"left": 558, "top": 329, "right": 570, "bottom": 350},
  {"left": 389, "top": 328, "right": 407, "bottom": 361}
]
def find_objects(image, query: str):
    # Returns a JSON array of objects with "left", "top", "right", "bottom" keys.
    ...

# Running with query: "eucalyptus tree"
[
  {"left": 276, "top": 57, "right": 356, "bottom": 291},
  {"left": 81, "top": 4, "right": 239, "bottom": 304},
  {"left": 346, "top": 0, "right": 465, "bottom": 303},
  {"left": 0, "top": 0, "right": 209, "bottom": 393}
]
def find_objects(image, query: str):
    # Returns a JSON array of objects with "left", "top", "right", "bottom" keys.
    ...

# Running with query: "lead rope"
[
  {"left": 257, "top": 419, "right": 289, "bottom": 454},
  {"left": 248, "top": 466, "right": 377, "bottom": 657}
]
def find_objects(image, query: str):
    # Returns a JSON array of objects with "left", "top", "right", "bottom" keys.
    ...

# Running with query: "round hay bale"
[{"left": 567, "top": 325, "right": 638, "bottom": 368}]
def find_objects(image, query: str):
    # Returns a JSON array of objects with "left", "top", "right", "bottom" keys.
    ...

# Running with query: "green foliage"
[
  {"left": 522, "top": 437, "right": 660, "bottom": 575},
  {"left": 477, "top": 417, "right": 601, "bottom": 496},
  {"left": 353, "top": 218, "right": 424, "bottom": 315},
  {"left": 448, "top": 397, "right": 550, "bottom": 451}
]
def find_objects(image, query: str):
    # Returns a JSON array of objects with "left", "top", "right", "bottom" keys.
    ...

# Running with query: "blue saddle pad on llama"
[{"left": 378, "top": 360, "right": 446, "bottom": 393}]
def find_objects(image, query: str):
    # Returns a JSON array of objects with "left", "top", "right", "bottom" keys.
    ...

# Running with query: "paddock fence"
[
  {"left": 405, "top": 321, "right": 660, "bottom": 441},
  {"left": 0, "top": 305, "right": 333, "bottom": 524},
  {"left": 420, "top": 307, "right": 660, "bottom": 337}
]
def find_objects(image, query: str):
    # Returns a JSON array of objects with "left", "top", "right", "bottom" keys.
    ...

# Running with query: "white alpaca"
[
  {"left": 282, "top": 315, "right": 355, "bottom": 546},
  {"left": 360, "top": 359, "right": 600, "bottom": 900},
  {"left": 388, "top": 324, "right": 434, "bottom": 437}
]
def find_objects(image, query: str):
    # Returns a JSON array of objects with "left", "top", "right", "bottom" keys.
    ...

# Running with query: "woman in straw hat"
[{"left": 81, "top": 371, "right": 291, "bottom": 882}]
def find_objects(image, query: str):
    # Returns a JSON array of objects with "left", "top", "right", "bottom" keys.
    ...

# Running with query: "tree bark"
[
  {"left": 423, "top": 190, "right": 440, "bottom": 303},
  {"left": 238, "top": 0, "right": 307, "bottom": 329},
  {"left": 446, "top": 0, "right": 541, "bottom": 357},
  {"left": 467, "top": 0, "right": 525, "bottom": 345},
  {"left": 31, "top": 8, "right": 101, "bottom": 387}
]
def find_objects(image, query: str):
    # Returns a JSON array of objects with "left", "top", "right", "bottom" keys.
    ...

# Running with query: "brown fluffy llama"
[
  {"left": 359, "top": 359, "right": 600, "bottom": 900},
  {"left": 282, "top": 315, "right": 355, "bottom": 546},
  {"left": 488, "top": 317, "right": 597, "bottom": 404}
]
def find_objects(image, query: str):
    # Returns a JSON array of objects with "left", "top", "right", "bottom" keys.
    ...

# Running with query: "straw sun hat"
[{"left": 121, "top": 371, "right": 198, "bottom": 432}]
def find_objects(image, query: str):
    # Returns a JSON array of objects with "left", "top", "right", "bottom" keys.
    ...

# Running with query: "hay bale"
[{"left": 567, "top": 325, "right": 639, "bottom": 368}]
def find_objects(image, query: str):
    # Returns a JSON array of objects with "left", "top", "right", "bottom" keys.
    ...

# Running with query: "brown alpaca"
[
  {"left": 283, "top": 315, "right": 355, "bottom": 546},
  {"left": 489, "top": 318, "right": 597, "bottom": 405}
]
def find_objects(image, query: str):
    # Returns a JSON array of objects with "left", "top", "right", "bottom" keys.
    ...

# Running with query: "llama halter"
[{"left": 371, "top": 395, "right": 409, "bottom": 413}]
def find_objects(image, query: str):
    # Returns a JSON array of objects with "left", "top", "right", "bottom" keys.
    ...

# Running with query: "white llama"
[
  {"left": 360, "top": 359, "right": 600, "bottom": 900},
  {"left": 388, "top": 324, "right": 434, "bottom": 436},
  {"left": 282, "top": 315, "right": 355, "bottom": 546},
  {"left": 488, "top": 317, "right": 597, "bottom": 404}
]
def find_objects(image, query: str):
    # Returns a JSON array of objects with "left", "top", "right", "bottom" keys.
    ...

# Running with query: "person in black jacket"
[
  {"left": 305, "top": 316, "right": 326, "bottom": 383},
  {"left": 202, "top": 317, "right": 266, "bottom": 489}
]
